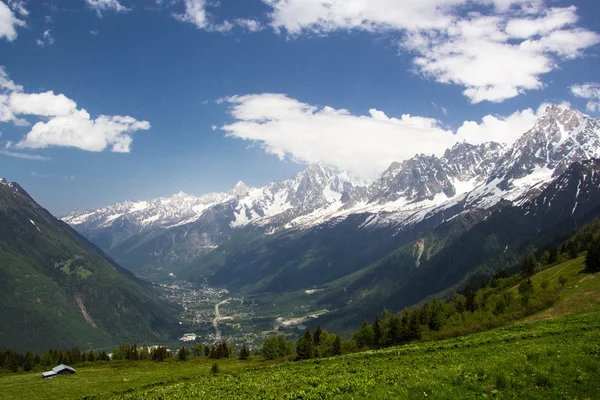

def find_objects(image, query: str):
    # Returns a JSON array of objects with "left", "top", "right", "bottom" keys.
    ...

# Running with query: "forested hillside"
[{"left": 0, "top": 179, "right": 181, "bottom": 353}]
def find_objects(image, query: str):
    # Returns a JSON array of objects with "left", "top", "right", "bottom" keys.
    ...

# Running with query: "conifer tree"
[
  {"left": 296, "top": 327, "right": 314, "bottom": 360},
  {"left": 585, "top": 237, "right": 600, "bottom": 272},
  {"left": 407, "top": 309, "right": 422, "bottom": 341},
  {"left": 313, "top": 326, "right": 323, "bottom": 346},
  {"left": 177, "top": 345, "right": 189, "bottom": 361},
  {"left": 239, "top": 344, "right": 250, "bottom": 360},
  {"left": 549, "top": 246, "right": 559, "bottom": 264},
  {"left": 23, "top": 350, "right": 35, "bottom": 371},
  {"left": 463, "top": 286, "right": 476, "bottom": 312},
  {"left": 192, "top": 344, "right": 204, "bottom": 357},
  {"left": 372, "top": 316, "right": 382, "bottom": 348},
  {"left": 523, "top": 253, "right": 537, "bottom": 276},
  {"left": 331, "top": 335, "right": 341, "bottom": 356},
  {"left": 354, "top": 321, "right": 375, "bottom": 349}
]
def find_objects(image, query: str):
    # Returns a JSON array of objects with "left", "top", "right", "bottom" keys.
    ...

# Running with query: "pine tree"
[
  {"left": 428, "top": 301, "right": 442, "bottom": 331},
  {"left": 387, "top": 316, "right": 402, "bottom": 346},
  {"left": 177, "top": 345, "right": 189, "bottom": 361},
  {"left": 585, "top": 237, "right": 600, "bottom": 272},
  {"left": 372, "top": 316, "right": 382, "bottom": 348},
  {"left": 331, "top": 335, "right": 341, "bottom": 356},
  {"left": 407, "top": 309, "right": 422, "bottom": 341},
  {"left": 463, "top": 286, "right": 476, "bottom": 312},
  {"left": 549, "top": 246, "right": 559, "bottom": 264},
  {"left": 523, "top": 253, "right": 537, "bottom": 276},
  {"left": 313, "top": 326, "right": 323, "bottom": 346},
  {"left": 23, "top": 350, "right": 35, "bottom": 371},
  {"left": 353, "top": 321, "right": 374, "bottom": 349},
  {"left": 296, "top": 327, "right": 314, "bottom": 360},
  {"left": 239, "top": 344, "right": 250, "bottom": 360},
  {"left": 140, "top": 345, "right": 150, "bottom": 360}
]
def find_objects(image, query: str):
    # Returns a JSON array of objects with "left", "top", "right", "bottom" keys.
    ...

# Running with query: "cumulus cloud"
[
  {"left": 0, "top": 66, "right": 150, "bottom": 153},
  {"left": 455, "top": 102, "right": 569, "bottom": 145},
  {"left": 571, "top": 83, "right": 600, "bottom": 113},
  {"left": 7, "top": 1, "right": 28, "bottom": 16},
  {"left": 0, "top": 0, "right": 25, "bottom": 41},
  {"left": 174, "top": 0, "right": 207, "bottom": 29},
  {"left": 36, "top": 29, "right": 55, "bottom": 47},
  {"left": 263, "top": 0, "right": 600, "bottom": 103},
  {"left": 85, "top": 0, "right": 131, "bottom": 16},
  {"left": 174, "top": 0, "right": 263, "bottom": 32},
  {"left": 219, "top": 93, "right": 547, "bottom": 178}
]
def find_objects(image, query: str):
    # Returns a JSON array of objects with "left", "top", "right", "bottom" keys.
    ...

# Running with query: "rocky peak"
[
  {"left": 229, "top": 181, "right": 251, "bottom": 198},
  {"left": 443, "top": 141, "right": 505, "bottom": 183},
  {"left": 490, "top": 105, "right": 600, "bottom": 184}
]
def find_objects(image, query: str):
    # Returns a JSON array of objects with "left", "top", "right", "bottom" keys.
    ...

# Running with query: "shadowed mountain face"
[{"left": 0, "top": 179, "right": 182, "bottom": 353}]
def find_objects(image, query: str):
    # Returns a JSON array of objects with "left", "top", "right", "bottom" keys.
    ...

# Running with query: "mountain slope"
[
  {"left": 0, "top": 179, "right": 181, "bottom": 353},
  {"left": 313, "top": 158, "right": 600, "bottom": 332}
]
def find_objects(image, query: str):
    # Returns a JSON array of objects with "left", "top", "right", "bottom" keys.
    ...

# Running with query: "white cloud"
[
  {"left": 0, "top": 66, "right": 22, "bottom": 92},
  {"left": 0, "top": 67, "right": 150, "bottom": 153},
  {"left": 0, "top": 149, "right": 50, "bottom": 160},
  {"left": 571, "top": 83, "right": 600, "bottom": 113},
  {"left": 505, "top": 6, "right": 578, "bottom": 38},
  {"left": 586, "top": 102, "right": 600, "bottom": 113},
  {"left": 17, "top": 111, "right": 150, "bottom": 152},
  {"left": 0, "top": 0, "right": 25, "bottom": 41},
  {"left": 9, "top": 91, "right": 77, "bottom": 116},
  {"left": 7, "top": 0, "right": 27, "bottom": 16},
  {"left": 85, "top": 0, "right": 131, "bottom": 16},
  {"left": 235, "top": 19, "right": 263, "bottom": 33},
  {"left": 263, "top": 1, "right": 600, "bottom": 103},
  {"left": 455, "top": 102, "right": 568, "bottom": 146},
  {"left": 220, "top": 93, "right": 546, "bottom": 178},
  {"left": 174, "top": 1, "right": 263, "bottom": 33},
  {"left": 36, "top": 29, "right": 55, "bottom": 47},
  {"left": 570, "top": 83, "right": 600, "bottom": 99},
  {"left": 174, "top": 0, "right": 207, "bottom": 29}
]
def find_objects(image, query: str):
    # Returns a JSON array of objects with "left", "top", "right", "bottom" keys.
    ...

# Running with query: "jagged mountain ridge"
[
  {"left": 314, "top": 158, "right": 600, "bottom": 333},
  {"left": 62, "top": 181, "right": 252, "bottom": 251},
  {"left": 63, "top": 105, "right": 600, "bottom": 275}
]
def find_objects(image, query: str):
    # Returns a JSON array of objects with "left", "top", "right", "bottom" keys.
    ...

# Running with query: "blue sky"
[{"left": 1, "top": 0, "right": 599, "bottom": 215}]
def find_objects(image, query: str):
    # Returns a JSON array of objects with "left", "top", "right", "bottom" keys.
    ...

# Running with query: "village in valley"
[{"left": 156, "top": 280, "right": 265, "bottom": 350}]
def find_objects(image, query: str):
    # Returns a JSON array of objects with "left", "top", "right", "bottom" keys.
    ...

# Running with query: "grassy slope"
[{"left": 1, "top": 258, "right": 598, "bottom": 400}]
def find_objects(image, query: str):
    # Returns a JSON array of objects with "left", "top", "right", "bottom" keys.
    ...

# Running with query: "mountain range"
[
  {"left": 63, "top": 105, "right": 600, "bottom": 278},
  {"left": 4, "top": 104, "right": 597, "bottom": 339}
]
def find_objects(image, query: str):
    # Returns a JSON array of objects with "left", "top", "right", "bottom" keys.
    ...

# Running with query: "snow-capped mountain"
[
  {"left": 464, "top": 105, "right": 600, "bottom": 209},
  {"left": 63, "top": 105, "right": 600, "bottom": 275},
  {"left": 62, "top": 181, "right": 251, "bottom": 249},
  {"left": 230, "top": 161, "right": 366, "bottom": 227},
  {"left": 366, "top": 142, "right": 505, "bottom": 205}
]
